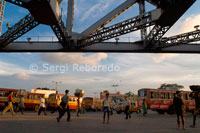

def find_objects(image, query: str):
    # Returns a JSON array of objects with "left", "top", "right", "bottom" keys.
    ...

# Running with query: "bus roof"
[
  {"left": 0, "top": 88, "right": 19, "bottom": 92},
  {"left": 138, "top": 88, "right": 192, "bottom": 93}
]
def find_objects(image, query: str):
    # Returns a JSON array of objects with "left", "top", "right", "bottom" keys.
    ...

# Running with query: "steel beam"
[
  {"left": 0, "top": 13, "right": 39, "bottom": 48},
  {"left": 77, "top": 8, "right": 162, "bottom": 48},
  {"left": 67, "top": 0, "right": 74, "bottom": 36},
  {"left": 81, "top": 0, "right": 137, "bottom": 37},
  {"left": 3, "top": 41, "right": 200, "bottom": 53},
  {"left": 51, "top": 16, "right": 69, "bottom": 49},
  {"left": 139, "top": 0, "right": 147, "bottom": 40},
  {"left": 5, "top": 0, "right": 28, "bottom": 8},
  {"left": 161, "top": 29, "right": 200, "bottom": 48},
  {"left": 144, "top": 0, "right": 196, "bottom": 49}
]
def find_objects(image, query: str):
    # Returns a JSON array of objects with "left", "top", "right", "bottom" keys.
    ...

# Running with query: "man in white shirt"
[
  {"left": 38, "top": 95, "right": 47, "bottom": 115},
  {"left": 103, "top": 93, "right": 110, "bottom": 124}
]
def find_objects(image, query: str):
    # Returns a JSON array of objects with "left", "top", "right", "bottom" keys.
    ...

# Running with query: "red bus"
[
  {"left": 0, "top": 88, "right": 44, "bottom": 112},
  {"left": 137, "top": 88, "right": 195, "bottom": 114}
]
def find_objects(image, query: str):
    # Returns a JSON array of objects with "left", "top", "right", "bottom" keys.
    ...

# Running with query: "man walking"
[
  {"left": 190, "top": 91, "right": 200, "bottom": 128},
  {"left": 57, "top": 90, "right": 71, "bottom": 122},
  {"left": 173, "top": 91, "right": 186, "bottom": 130},
  {"left": 1, "top": 91, "right": 15, "bottom": 116},
  {"left": 38, "top": 95, "right": 47, "bottom": 115},
  {"left": 124, "top": 97, "right": 131, "bottom": 119},
  {"left": 19, "top": 95, "right": 25, "bottom": 115},
  {"left": 103, "top": 93, "right": 110, "bottom": 124}
]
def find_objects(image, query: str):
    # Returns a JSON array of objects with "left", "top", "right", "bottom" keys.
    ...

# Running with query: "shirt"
[
  {"left": 62, "top": 95, "right": 69, "bottom": 104},
  {"left": 40, "top": 98, "right": 46, "bottom": 108},
  {"left": 124, "top": 100, "right": 130, "bottom": 106},
  {"left": 8, "top": 94, "right": 13, "bottom": 102},
  {"left": 103, "top": 98, "right": 110, "bottom": 107},
  {"left": 173, "top": 97, "right": 183, "bottom": 111}
]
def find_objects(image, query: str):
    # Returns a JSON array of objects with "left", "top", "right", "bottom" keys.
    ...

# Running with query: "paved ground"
[{"left": 0, "top": 111, "right": 200, "bottom": 133}]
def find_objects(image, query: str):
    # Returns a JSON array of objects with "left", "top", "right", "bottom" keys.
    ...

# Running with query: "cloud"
[
  {"left": 13, "top": 72, "right": 30, "bottom": 80},
  {"left": 40, "top": 53, "right": 108, "bottom": 66},
  {"left": 80, "top": 0, "right": 114, "bottom": 22},
  {"left": 151, "top": 54, "right": 179, "bottom": 63},
  {"left": 166, "top": 13, "right": 200, "bottom": 37}
]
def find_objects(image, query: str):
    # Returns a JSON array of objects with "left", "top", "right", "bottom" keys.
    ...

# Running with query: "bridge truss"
[{"left": 0, "top": 0, "right": 200, "bottom": 53}]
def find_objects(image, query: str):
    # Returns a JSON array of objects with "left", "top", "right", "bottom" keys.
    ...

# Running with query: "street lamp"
[
  {"left": 52, "top": 81, "right": 62, "bottom": 94},
  {"left": 112, "top": 84, "right": 119, "bottom": 93}
]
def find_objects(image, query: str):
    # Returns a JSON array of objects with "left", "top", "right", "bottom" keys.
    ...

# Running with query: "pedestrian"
[
  {"left": 190, "top": 91, "right": 200, "bottom": 128},
  {"left": 56, "top": 90, "right": 71, "bottom": 122},
  {"left": 124, "top": 97, "right": 131, "bottom": 119},
  {"left": 103, "top": 93, "right": 110, "bottom": 124},
  {"left": 142, "top": 99, "right": 147, "bottom": 116},
  {"left": 77, "top": 96, "right": 81, "bottom": 117},
  {"left": 38, "top": 95, "right": 47, "bottom": 115},
  {"left": 1, "top": 91, "right": 15, "bottom": 116},
  {"left": 19, "top": 95, "right": 25, "bottom": 115},
  {"left": 173, "top": 91, "right": 186, "bottom": 130},
  {"left": 82, "top": 100, "right": 85, "bottom": 114}
]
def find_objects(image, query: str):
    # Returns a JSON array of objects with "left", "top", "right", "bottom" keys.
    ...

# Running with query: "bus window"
[
  {"left": 183, "top": 94, "right": 188, "bottom": 100},
  {"left": 165, "top": 93, "right": 170, "bottom": 99},
  {"left": 69, "top": 98, "right": 72, "bottom": 102},
  {"left": 150, "top": 92, "right": 160, "bottom": 99},
  {"left": 170, "top": 93, "right": 175, "bottom": 99},
  {"left": 138, "top": 89, "right": 147, "bottom": 97},
  {"left": 0, "top": 91, "right": 4, "bottom": 97},
  {"left": 161, "top": 93, "right": 165, "bottom": 99},
  {"left": 150, "top": 92, "right": 154, "bottom": 98}
]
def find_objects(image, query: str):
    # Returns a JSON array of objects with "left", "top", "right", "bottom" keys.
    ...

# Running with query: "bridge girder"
[{"left": 0, "top": 0, "right": 199, "bottom": 53}]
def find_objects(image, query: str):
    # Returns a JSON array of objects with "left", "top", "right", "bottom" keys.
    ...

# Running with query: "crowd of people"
[{"left": 1, "top": 90, "right": 200, "bottom": 130}]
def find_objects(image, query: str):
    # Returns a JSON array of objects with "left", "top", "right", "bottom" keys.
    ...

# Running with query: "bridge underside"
[
  {"left": 0, "top": 0, "right": 199, "bottom": 53},
  {"left": 2, "top": 42, "right": 200, "bottom": 53}
]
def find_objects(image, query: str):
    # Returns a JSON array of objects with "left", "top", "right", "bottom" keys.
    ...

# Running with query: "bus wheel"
[
  {"left": 35, "top": 105, "right": 40, "bottom": 112},
  {"left": 167, "top": 105, "right": 175, "bottom": 115},
  {"left": 157, "top": 110, "right": 165, "bottom": 114}
]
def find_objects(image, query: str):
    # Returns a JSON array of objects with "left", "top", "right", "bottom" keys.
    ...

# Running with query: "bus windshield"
[{"left": 138, "top": 89, "right": 147, "bottom": 97}]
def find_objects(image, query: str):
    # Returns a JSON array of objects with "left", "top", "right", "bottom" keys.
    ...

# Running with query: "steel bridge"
[{"left": 0, "top": 0, "right": 200, "bottom": 53}]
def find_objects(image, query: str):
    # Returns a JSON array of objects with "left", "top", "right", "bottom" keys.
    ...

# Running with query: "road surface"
[{"left": 0, "top": 111, "right": 200, "bottom": 133}]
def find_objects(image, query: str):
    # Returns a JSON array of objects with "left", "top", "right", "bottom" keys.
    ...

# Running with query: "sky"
[{"left": 1, "top": 0, "right": 200, "bottom": 97}]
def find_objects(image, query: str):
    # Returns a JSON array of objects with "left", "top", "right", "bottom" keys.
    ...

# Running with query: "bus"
[
  {"left": 83, "top": 97, "right": 103, "bottom": 111},
  {"left": 0, "top": 88, "right": 44, "bottom": 112},
  {"left": 48, "top": 94, "right": 81, "bottom": 110},
  {"left": 137, "top": 88, "right": 195, "bottom": 114}
]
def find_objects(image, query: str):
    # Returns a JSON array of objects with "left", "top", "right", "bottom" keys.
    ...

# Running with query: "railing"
[
  {"left": 15, "top": 36, "right": 59, "bottom": 42},
  {"left": 14, "top": 36, "right": 140, "bottom": 43}
]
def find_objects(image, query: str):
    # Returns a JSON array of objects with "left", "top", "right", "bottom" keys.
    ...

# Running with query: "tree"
[
  {"left": 36, "top": 87, "right": 50, "bottom": 90},
  {"left": 125, "top": 91, "right": 135, "bottom": 97},
  {"left": 158, "top": 83, "right": 184, "bottom": 90}
]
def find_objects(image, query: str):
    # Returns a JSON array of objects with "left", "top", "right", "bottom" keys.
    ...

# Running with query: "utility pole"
[
  {"left": 112, "top": 84, "right": 119, "bottom": 93},
  {"left": 52, "top": 81, "right": 62, "bottom": 94}
]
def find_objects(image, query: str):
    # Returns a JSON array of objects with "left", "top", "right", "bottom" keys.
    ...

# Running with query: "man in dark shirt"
[
  {"left": 190, "top": 91, "right": 200, "bottom": 128},
  {"left": 173, "top": 91, "right": 185, "bottom": 130},
  {"left": 56, "top": 90, "right": 71, "bottom": 122}
]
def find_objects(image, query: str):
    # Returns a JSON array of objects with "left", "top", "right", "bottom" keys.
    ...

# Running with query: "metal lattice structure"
[
  {"left": 0, "top": 0, "right": 200, "bottom": 53},
  {"left": 0, "top": 0, "right": 6, "bottom": 35}
]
